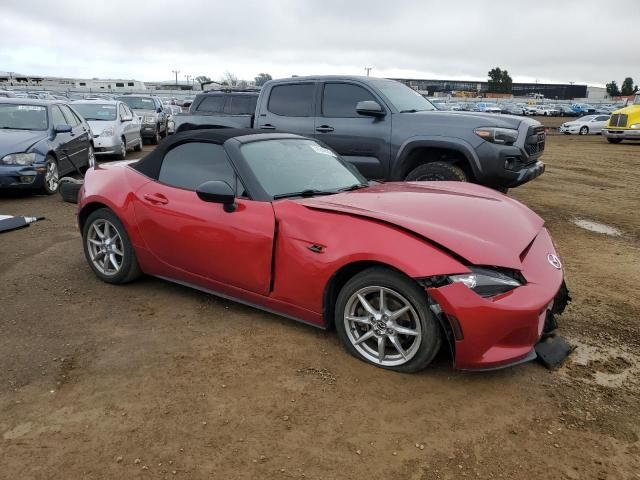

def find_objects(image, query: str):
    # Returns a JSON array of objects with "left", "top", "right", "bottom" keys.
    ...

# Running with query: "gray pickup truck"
[{"left": 174, "top": 76, "right": 546, "bottom": 189}]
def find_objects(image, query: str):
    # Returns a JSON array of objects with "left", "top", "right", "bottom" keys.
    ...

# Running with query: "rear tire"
[
  {"left": 405, "top": 162, "right": 467, "bottom": 182},
  {"left": 335, "top": 267, "right": 441, "bottom": 373},
  {"left": 579, "top": 126, "right": 589, "bottom": 135},
  {"left": 82, "top": 208, "right": 142, "bottom": 284},
  {"left": 134, "top": 137, "right": 143, "bottom": 151},
  {"left": 607, "top": 138, "right": 622, "bottom": 144}
]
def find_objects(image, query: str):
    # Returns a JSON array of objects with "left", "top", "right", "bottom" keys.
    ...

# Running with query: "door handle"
[
  {"left": 260, "top": 124, "right": 276, "bottom": 130},
  {"left": 143, "top": 193, "right": 169, "bottom": 205},
  {"left": 315, "top": 125, "right": 334, "bottom": 133}
]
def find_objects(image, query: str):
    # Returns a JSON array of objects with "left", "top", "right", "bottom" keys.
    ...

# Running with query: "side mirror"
[
  {"left": 196, "top": 181, "right": 236, "bottom": 212},
  {"left": 157, "top": 107, "right": 164, "bottom": 114},
  {"left": 122, "top": 115, "right": 133, "bottom": 122},
  {"left": 55, "top": 124, "right": 72, "bottom": 134},
  {"left": 356, "top": 100, "right": 385, "bottom": 117}
]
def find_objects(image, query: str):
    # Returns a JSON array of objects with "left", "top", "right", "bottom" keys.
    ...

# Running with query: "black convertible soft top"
[{"left": 133, "top": 128, "right": 257, "bottom": 179}]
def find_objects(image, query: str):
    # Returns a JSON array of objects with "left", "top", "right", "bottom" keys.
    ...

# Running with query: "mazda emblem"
[{"left": 547, "top": 253, "right": 562, "bottom": 269}]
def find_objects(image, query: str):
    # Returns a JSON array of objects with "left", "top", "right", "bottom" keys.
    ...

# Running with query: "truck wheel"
[
  {"left": 607, "top": 138, "right": 622, "bottom": 144},
  {"left": 405, "top": 162, "right": 467, "bottom": 182},
  {"left": 579, "top": 126, "right": 589, "bottom": 135}
]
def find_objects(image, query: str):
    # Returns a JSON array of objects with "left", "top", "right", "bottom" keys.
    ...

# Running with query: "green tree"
[
  {"left": 487, "top": 67, "right": 513, "bottom": 93},
  {"left": 254, "top": 73, "right": 272, "bottom": 87},
  {"left": 606, "top": 80, "right": 621, "bottom": 97},
  {"left": 621, "top": 77, "right": 635, "bottom": 96}
]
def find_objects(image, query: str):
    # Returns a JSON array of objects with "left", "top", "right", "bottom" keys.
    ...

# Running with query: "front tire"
[
  {"left": 579, "top": 126, "right": 589, "bottom": 135},
  {"left": 42, "top": 155, "right": 59, "bottom": 194},
  {"left": 335, "top": 267, "right": 441, "bottom": 373},
  {"left": 151, "top": 127, "right": 161, "bottom": 145},
  {"left": 405, "top": 162, "right": 467, "bottom": 182},
  {"left": 82, "top": 208, "right": 141, "bottom": 284},
  {"left": 116, "top": 137, "right": 127, "bottom": 160},
  {"left": 134, "top": 137, "right": 143, "bottom": 151}
]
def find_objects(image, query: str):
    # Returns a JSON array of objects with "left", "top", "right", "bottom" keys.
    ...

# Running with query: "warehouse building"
[{"left": 392, "top": 78, "right": 589, "bottom": 100}]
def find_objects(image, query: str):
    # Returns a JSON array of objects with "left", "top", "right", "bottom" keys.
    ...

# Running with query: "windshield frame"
[
  {"left": 226, "top": 136, "right": 367, "bottom": 201},
  {"left": 72, "top": 103, "right": 118, "bottom": 121},
  {"left": 0, "top": 103, "right": 49, "bottom": 131},
  {"left": 367, "top": 79, "right": 436, "bottom": 113}
]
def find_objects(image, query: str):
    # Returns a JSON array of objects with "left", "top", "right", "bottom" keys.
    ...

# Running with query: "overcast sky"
[{"left": 0, "top": 0, "right": 636, "bottom": 87}]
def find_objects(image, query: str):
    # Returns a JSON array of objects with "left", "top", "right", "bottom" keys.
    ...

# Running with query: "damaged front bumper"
[{"left": 426, "top": 228, "right": 571, "bottom": 370}]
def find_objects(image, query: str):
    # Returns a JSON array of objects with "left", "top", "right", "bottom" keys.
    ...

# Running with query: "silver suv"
[{"left": 116, "top": 95, "right": 168, "bottom": 144}]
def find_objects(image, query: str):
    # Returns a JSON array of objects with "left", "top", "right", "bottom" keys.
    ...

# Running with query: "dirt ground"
[{"left": 1, "top": 133, "right": 639, "bottom": 480}]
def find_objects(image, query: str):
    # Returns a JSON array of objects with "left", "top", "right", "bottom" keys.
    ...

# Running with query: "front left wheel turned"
[{"left": 335, "top": 267, "right": 441, "bottom": 373}]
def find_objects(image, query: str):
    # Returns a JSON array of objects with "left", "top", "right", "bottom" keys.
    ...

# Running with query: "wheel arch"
[
  {"left": 322, "top": 260, "right": 417, "bottom": 329},
  {"left": 78, "top": 201, "right": 111, "bottom": 231},
  {"left": 392, "top": 138, "right": 481, "bottom": 181},
  {"left": 322, "top": 259, "right": 457, "bottom": 364}
]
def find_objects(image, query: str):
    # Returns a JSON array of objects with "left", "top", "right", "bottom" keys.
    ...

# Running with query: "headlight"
[
  {"left": 449, "top": 267, "right": 523, "bottom": 297},
  {"left": 630, "top": 124, "right": 640, "bottom": 129},
  {"left": 1, "top": 153, "right": 37, "bottom": 165},
  {"left": 100, "top": 126, "right": 115, "bottom": 137},
  {"left": 144, "top": 116, "right": 155, "bottom": 123},
  {"left": 474, "top": 127, "right": 519, "bottom": 145}
]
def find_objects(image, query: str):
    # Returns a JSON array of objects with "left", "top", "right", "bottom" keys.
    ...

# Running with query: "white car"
[
  {"left": 559, "top": 115, "right": 611, "bottom": 135},
  {"left": 72, "top": 100, "right": 143, "bottom": 159},
  {"left": 534, "top": 105, "right": 560, "bottom": 116}
]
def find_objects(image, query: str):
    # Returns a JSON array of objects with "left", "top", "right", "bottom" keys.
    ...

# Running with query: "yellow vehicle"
[{"left": 602, "top": 96, "right": 640, "bottom": 143}]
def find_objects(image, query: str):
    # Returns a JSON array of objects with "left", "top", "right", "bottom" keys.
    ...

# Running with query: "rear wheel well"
[
  {"left": 78, "top": 202, "right": 110, "bottom": 231},
  {"left": 400, "top": 147, "right": 474, "bottom": 181},
  {"left": 323, "top": 261, "right": 414, "bottom": 328}
]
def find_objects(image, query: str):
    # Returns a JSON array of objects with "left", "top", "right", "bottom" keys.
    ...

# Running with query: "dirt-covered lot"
[{"left": 1, "top": 132, "right": 639, "bottom": 480}]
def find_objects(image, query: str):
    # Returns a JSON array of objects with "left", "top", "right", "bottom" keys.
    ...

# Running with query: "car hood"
[
  {"left": 297, "top": 182, "right": 544, "bottom": 269},
  {"left": 87, "top": 120, "right": 117, "bottom": 136},
  {"left": 0, "top": 129, "right": 48, "bottom": 157}
]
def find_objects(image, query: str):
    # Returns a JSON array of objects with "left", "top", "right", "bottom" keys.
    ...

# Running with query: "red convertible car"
[{"left": 78, "top": 129, "right": 568, "bottom": 372}]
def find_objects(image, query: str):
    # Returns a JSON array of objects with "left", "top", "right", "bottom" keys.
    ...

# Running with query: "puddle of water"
[
  {"left": 573, "top": 218, "right": 622, "bottom": 236},
  {"left": 564, "top": 340, "right": 638, "bottom": 389}
]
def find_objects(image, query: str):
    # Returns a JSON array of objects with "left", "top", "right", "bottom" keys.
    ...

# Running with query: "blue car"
[{"left": 0, "top": 98, "right": 94, "bottom": 194}]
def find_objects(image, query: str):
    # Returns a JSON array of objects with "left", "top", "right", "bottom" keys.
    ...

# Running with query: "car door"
[
  {"left": 123, "top": 104, "right": 141, "bottom": 144},
  {"left": 593, "top": 115, "right": 610, "bottom": 133},
  {"left": 50, "top": 105, "right": 75, "bottom": 174},
  {"left": 118, "top": 103, "right": 133, "bottom": 146},
  {"left": 59, "top": 104, "right": 90, "bottom": 169},
  {"left": 313, "top": 81, "right": 391, "bottom": 179},
  {"left": 132, "top": 141, "right": 275, "bottom": 295},
  {"left": 254, "top": 82, "right": 317, "bottom": 136}
]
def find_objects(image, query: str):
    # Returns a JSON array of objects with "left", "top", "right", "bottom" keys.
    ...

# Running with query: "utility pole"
[
  {"left": 185, "top": 74, "right": 191, "bottom": 85},
  {"left": 171, "top": 69, "right": 180, "bottom": 87},
  {"left": 364, "top": 66, "right": 373, "bottom": 77}
]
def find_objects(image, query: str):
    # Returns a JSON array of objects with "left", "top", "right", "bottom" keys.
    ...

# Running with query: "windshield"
[
  {"left": 369, "top": 79, "right": 436, "bottom": 112},
  {"left": 0, "top": 104, "right": 48, "bottom": 130},
  {"left": 117, "top": 96, "right": 156, "bottom": 111},
  {"left": 241, "top": 139, "right": 366, "bottom": 198},
  {"left": 73, "top": 103, "right": 117, "bottom": 121}
]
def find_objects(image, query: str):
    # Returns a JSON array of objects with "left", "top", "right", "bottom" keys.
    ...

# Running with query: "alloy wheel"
[
  {"left": 87, "top": 145, "right": 96, "bottom": 168},
  {"left": 344, "top": 286, "right": 422, "bottom": 367},
  {"left": 120, "top": 141, "right": 127, "bottom": 159},
  {"left": 45, "top": 159, "right": 59, "bottom": 192},
  {"left": 86, "top": 219, "right": 124, "bottom": 276}
]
